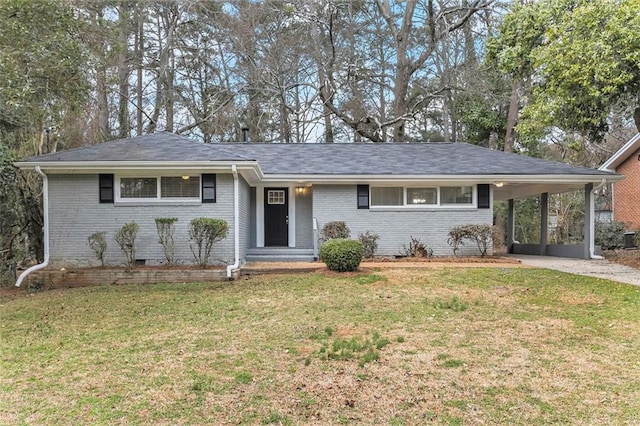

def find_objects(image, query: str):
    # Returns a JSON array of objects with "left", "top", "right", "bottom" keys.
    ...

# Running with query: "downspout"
[
  {"left": 226, "top": 165, "right": 240, "bottom": 279},
  {"left": 590, "top": 179, "right": 607, "bottom": 260},
  {"left": 15, "top": 166, "right": 49, "bottom": 287}
]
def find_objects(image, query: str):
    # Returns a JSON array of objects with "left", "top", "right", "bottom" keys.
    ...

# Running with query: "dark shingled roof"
[
  {"left": 23, "top": 132, "right": 250, "bottom": 163},
  {"left": 22, "top": 132, "right": 612, "bottom": 176}
]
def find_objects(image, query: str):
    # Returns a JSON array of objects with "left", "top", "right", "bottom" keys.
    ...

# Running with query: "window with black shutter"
[
  {"left": 99, "top": 174, "right": 114, "bottom": 203},
  {"left": 202, "top": 174, "right": 216, "bottom": 203},
  {"left": 477, "top": 184, "right": 490, "bottom": 208},
  {"left": 357, "top": 185, "right": 369, "bottom": 209}
]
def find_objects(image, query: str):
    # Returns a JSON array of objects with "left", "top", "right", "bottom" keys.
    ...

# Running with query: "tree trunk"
[
  {"left": 392, "top": 71, "right": 410, "bottom": 141},
  {"left": 165, "top": 52, "right": 174, "bottom": 132},
  {"left": 96, "top": 62, "right": 109, "bottom": 140},
  {"left": 634, "top": 106, "right": 640, "bottom": 133},
  {"left": 504, "top": 77, "right": 521, "bottom": 153},
  {"left": 135, "top": 4, "right": 143, "bottom": 135},
  {"left": 117, "top": 5, "right": 130, "bottom": 139}
]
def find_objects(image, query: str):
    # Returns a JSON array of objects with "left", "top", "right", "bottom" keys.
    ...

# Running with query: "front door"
[{"left": 264, "top": 188, "right": 288, "bottom": 246}]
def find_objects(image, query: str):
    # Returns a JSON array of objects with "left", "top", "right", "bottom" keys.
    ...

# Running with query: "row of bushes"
[
  {"left": 319, "top": 221, "right": 494, "bottom": 272},
  {"left": 88, "top": 217, "right": 228, "bottom": 268},
  {"left": 595, "top": 221, "right": 640, "bottom": 250}
]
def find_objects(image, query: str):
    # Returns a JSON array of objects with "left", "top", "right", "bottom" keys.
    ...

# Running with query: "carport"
[{"left": 494, "top": 178, "right": 622, "bottom": 259}]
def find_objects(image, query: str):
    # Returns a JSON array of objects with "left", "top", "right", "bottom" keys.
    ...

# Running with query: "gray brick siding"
[
  {"left": 249, "top": 187, "right": 257, "bottom": 247},
  {"left": 312, "top": 184, "right": 493, "bottom": 256},
  {"left": 295, "top": 187, "right": 313, "bottom": 249},
  {"left": 238, "top": 176, "right": 251, "bottom": 262},
  {"left": 48, "top": 173, "right": 238, "bottom": 267}
]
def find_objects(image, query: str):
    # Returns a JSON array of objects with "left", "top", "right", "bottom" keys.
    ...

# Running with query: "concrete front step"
[{"left": 246, "top": 247, "right": 316, "bottom": 262}]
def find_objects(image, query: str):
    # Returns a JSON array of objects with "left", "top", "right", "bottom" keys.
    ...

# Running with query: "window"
[
  {"left": 161, "top": 176, "right": 200, "bottom": 198},
  {"left": 116, "top": 174, "right": 208, "bottom": 202},
  {"left": 407, "top": 187, "right": 437, "bottom": 205},
  {"left": 120, "top": 177, "right": 157, "bottom": 199},
  {"left": 367, "top": 185, "right": 476, "bottom": 208},
  {"left": 441, "top": 186, "right": 473, "bottom": 204},
  {"left": 267, "top": 190, "right": 286, "bottom": 204},
  {"left": 371, "top": 187, "right": 403, "bottom": 206}
]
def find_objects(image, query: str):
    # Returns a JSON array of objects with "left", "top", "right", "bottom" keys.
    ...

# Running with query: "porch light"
[
  {"left": 494, "top": 182, "right": 504, "bottom": 188},
  {"left": 181, "top": 175, "right": 190, "bottom": 180},
  {"left": 296, "top": 186, "right": 306, "bottom": 195}
]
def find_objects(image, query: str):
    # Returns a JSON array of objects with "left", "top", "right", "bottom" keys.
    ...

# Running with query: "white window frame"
[
  {"left": 115, "top": 174, "right": 202, "bottom": 203},
  {"left": 370, "top": 185, "right": 477, "bottom": 208}
]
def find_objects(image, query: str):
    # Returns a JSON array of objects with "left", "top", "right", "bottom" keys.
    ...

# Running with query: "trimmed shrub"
[
  {"left": 320, "top": 238, "right": 363, "bottom": 272},
  {"left": 189, "top": 218, "right": 229, "bottom": 267},
  {"left": 358, "top": 231, "right": 379, "bottom": 258},
  {"left": 595, "top": 221, "right": 627, "bottom": 250},
  {"left": 155, "top": 217, "right": 177, "bottom": 264},
  {"left": 115, "top": 222, "right": 139, "bottom": 267},
  {"left": 447, "top": 224, "right": 493, "bottom": 257},
  {"left": 322, "top": 221, "right": 350, "bottom": 240},
  {"left": 88, "top": 231, "right": 107, "bottom": 267},
  {"left": 401, "top": 236, "right": 432, "bottom": 258}
]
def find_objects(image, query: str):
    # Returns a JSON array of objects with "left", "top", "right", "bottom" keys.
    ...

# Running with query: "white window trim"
[
  {"left": 370, "top": 185, "right": 477, "bottom": 208},
  {"left": 115, "top": 174, "right": 202, "bottom": 203}
]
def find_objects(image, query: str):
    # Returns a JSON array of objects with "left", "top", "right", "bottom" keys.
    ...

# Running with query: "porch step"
[{"left": 246, "top": 247, "right": 316, "bottom": 262}]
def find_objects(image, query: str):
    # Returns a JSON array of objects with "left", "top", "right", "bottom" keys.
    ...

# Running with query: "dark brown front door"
[{"left": 264, "top": 188, "right": 288, "bottom": 246}]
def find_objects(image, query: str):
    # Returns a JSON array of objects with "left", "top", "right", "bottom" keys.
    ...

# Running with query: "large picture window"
[
  {"left": 440, "top": 186, "right": 473, "bottom": 204},
  {"left": 407, "top": 187, "right": 437, "bottom": 205},
  {"left": 371, "top": 187, "right": 403, "bottom": 206},
  {"left": 161, "top": 176, "right": 200, "bottom": 198},
  {"left": 117, "top": 175, "right": 203, "bottom": 201},
  {"left": 369, "top": 185, "right": 474, "bottom": 207},
  {"left": 120, "top": 178, "right": 157, "bottom": 199}
]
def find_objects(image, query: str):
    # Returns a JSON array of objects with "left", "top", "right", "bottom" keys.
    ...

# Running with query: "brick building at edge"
[{"left": 600, "top": 133, "right": 640, "bottom": 230}]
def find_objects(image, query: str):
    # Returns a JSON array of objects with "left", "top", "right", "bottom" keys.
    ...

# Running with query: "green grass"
[{"left": 1, "top": 268, "right": 640, "bottom": 424}]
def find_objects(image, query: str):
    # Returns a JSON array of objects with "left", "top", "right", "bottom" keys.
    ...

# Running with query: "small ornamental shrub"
[
  {"left": 88, "top": 231, "right": 107, "bottom": 267},
  {"left": 401, "top": 236, "right": 433, "bottom": 258},
  {"left": 155, "top": 217, "right": 177, "bottom": 264},
  {"left": 358, "top": 231, "right": 379, "bottom": 258},
  {"left": 594, "top": 221, "right": 627, "bottom": 250},
  {"left": 320, "top": 238, "right": 363, "bottom": 272},
  {"left": 447, "top": 224, "right": 493, "bottom": 257},
  {"left": 189, "top": 218, "right": 229, "bottom": 267},
  {"left": 322, "top": 221, "right": 350, "bottom": 240},
  {"left": 115, "top": 222, "right": 139, "bottom": 267}
]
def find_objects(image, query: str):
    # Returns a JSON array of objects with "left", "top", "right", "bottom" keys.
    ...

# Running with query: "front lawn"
[{"left": 2, "top": 268, "right": 639, "bottom": 424}]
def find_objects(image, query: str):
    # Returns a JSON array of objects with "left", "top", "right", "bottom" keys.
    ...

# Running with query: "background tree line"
[{"left": 1, "top": 0, "right": 638, "bottom": 283}]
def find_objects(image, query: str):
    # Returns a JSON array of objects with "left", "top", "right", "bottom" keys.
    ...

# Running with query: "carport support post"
[
  {"left": 583, "top": 183, "right": 593, "bottom": 259},
  {"left": 540, "top": 193, "right": 548, "bottom": 256},
  {"left": 507, "top": 199, "right": 515, "bottom": 253}
]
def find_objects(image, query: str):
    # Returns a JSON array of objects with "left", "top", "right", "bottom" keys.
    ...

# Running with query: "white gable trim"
[{"left": 599, "top": 133, "right": 640, "bottom": 172}]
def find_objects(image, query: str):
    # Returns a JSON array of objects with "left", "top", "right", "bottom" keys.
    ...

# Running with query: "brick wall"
[
  {"left": 614, "top": 147, "right": 640, "bottom": 229},
  {"left": 48, "top": 173, "right": 239, "bottom": 267},
  {"left": 312, "top": 184, "right": 493, "bottom": 256}
]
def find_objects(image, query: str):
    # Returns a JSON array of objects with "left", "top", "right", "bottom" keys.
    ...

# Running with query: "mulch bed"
[{"left": 604, "top": 249, "right": 640, "bottom": 270}]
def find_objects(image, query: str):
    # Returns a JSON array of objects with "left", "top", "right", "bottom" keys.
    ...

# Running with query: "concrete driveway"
[{"left": 510, "top": 255, "right": 640, "bottom": 286}]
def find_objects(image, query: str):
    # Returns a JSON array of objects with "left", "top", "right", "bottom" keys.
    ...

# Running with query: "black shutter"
[
  {"left": 477, "top": 184, "right": 490, "bottom": 209},
  {"left": 202, "top": 174, "right": 216, "bottom": 203},
  {"left": 99, "top": 174, "right": 114, "bottom": 203},
  {"left": 357, "top": 185, "right": 369, "bottom": 209}
]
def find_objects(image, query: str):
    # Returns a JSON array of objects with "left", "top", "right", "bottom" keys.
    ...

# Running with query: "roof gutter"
[
  {"left": 15, "top": 166, "right": 49, "bottom": 287},
  {"left": 256, "top": 173, "right": 623, "bottom": 184},
  {"left": 226, "top": 165, "right": 240, "bottom": 279}
]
